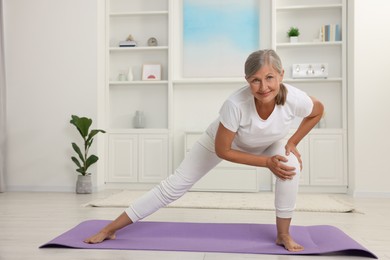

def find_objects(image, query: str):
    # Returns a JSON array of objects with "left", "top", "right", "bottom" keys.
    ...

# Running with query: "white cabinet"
[
  {"left": 309, "top": 133, "right": 345, "bottom": 186},
  {"left": 280, "top": 131, "right": 346, "bottom": 191},
  {"left": 108, "top": 134, "right": 138, "bottom": 182},
  {"left": 108, "top": 133, "right": 168, "bottom": 183},
  {"left": 185, "top": 132, "right": 259, "bottom": 192},
  {"left": 138, "top": 134, "right": 169, "bottom": 183}
]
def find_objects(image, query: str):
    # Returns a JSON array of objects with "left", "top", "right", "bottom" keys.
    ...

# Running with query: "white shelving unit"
[
  {"left": 272, "top": 0, "right": 348, "bottom": 191},
  {"left": 102, "top": 0, "right": 348, "bottom": 192},
  {"left": 105, "top": 0, "right": 171, "bottom": 186}
]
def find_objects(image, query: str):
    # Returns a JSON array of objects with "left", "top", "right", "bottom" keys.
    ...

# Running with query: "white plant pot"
[
  {"left": 76, "top": 175, "right": 92, "bottom": 194},
  {"left": 290, "top": 36, "right": 299, "bottom": 43}
]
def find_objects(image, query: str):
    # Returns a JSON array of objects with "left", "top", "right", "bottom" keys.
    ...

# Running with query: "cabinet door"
[
  {"left": 138, "top": 134, "right": 169, "bottom": 183},
  {"left": 309, "top": 134, "right": 344, "bottom": 185},
  {"left": 108, "top": 134, "right": 138, "bottom": 182}
]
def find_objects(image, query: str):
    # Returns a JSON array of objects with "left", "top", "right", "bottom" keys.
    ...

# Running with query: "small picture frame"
[{"left": 142, "top": 64, "right": 161, "bottom": 80}]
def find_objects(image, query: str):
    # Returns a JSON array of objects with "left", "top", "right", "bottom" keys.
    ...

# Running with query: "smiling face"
[
  {"left": 246, "top": 64, "right": 284, "bottom": 106},
  {"left": 244, "top": 50, "right": 287, "bottom": 106}
]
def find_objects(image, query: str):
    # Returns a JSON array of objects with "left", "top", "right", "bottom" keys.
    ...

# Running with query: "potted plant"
[
  {"left": 70, "top": 115, "right": 105, "bottom": 194},
  {"left": 287, "top": 27, "right": 300, "bottom": 43}
]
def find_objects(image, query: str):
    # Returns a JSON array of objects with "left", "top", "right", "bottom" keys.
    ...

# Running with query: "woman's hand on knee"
[
  {"left": 266, "top": 155, "right": 296, "bottom": 180},
  {"left": 285, "top": 142, "right": 302, "bottom": 170}
]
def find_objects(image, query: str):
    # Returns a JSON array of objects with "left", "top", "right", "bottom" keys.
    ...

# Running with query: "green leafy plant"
[
  {"left": 70, "top": 115, "right": 105, "bottom": 176},
  {"left": 287, "top": 27, "right": 300, "bottom": 37}
]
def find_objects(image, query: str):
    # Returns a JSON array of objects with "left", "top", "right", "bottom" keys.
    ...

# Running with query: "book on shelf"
[
  {"left": 119, "top": 40, "right": 137, "bottom": 47},
  {"left": 321, "top": 24, "right": 341, "bottom": 42}
]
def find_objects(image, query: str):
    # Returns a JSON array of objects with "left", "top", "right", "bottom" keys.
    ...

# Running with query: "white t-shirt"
[{"left": 205, "top": 84, "right": 313, "bottom": 154}]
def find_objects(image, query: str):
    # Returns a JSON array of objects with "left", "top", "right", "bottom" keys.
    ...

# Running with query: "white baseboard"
[
  {"left": 6, "top": 185, "right": 74, "bottom": 192},
  {"left": 353, "top": 191, "right": 390, "bottom": 198},
  {"left": 6, "top": 185, "right": 98, "bottom": 193}
]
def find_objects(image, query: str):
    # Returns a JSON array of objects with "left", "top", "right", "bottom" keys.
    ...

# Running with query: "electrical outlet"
[{"left": 292, "top": 63, "right": 328, "bottom": 79}]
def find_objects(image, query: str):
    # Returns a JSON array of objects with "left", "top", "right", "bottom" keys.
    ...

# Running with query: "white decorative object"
[
  {"left": 147, "top": 37, "right": 158, "bottom": 46},
  {"left": 292, "top": 63, "right": 328, "bottom": 79},
  {"left": 118, "top": 72, "right": 126, "bottom": 81},
  {"left": 119, "top": 34, "right": 137, "bottom": 47},
  {"left": 290, "top": 36, "right": 299, "bottom": 43},
  {"left": 127, "top": 67, "right": 133, "bottom": 81},
  {"left": 134, "top": 110, "right": 145, "bottom": 128},
  {"left": 142, "top": 64, "right": 161, "bottom": 80}
]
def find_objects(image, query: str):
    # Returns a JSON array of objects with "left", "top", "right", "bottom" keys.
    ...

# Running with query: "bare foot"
[
  {"left": 84, "top": 231, "right": 116, "bottom": 244},
  {"left": 276, "top": 234, "right": 304, "bottom": 252}
]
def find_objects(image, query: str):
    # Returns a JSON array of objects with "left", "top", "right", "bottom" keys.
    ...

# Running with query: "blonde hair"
[{"left": 244, "top": 49, "right": 287, "bottom": 105}]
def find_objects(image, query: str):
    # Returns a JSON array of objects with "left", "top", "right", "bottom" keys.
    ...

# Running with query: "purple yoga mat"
[{"left": 40, "top": 220, "right": 377, "bottom": 258}]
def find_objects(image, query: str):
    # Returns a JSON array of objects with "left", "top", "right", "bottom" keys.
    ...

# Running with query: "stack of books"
[
  {"left": 119, "top": 41, "right": 137, "bottom": 47},
  {"left": 320, "top": 24, "right": 341, "bottom": 42}
]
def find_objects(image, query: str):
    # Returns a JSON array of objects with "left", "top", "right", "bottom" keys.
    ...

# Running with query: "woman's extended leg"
[
  {"left": 84, "top": 140, "right": 222, "bottom": 244},
  {"left": 264, "top": 141, "right": 303, "bottom": 252},
  {"left": 125, "top": 141, "right": 221, "bottom": 222}
]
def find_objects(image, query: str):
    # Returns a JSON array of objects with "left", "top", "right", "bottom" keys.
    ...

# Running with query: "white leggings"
[{"left": 125, "top": 137, "right": 300, "bottom": 222}]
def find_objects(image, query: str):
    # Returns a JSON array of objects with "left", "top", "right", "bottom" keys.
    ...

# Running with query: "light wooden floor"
[{"left": 0, "top": 190, "right": 389, "bottom": 260}]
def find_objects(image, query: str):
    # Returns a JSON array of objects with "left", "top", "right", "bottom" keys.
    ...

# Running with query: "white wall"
[
  {"left": 4, "top": 0, "right": 102, "bottom": 191},
  {"left": 3, "top": 0, "right": 390, "bottom": 196},
  {"left": 349, "top": 0, "right": 390, "bottom": 197}
]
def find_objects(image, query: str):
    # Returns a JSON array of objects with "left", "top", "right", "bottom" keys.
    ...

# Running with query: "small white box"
[{"left": 292, "top": 63, "right": 328, "bottom": 79}]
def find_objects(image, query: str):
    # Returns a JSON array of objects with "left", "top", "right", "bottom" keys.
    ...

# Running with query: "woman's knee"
[
  {"left": 265, "top": 141, "right": 300, "bottom": 170},
  {"left": 284, "top": 153, "right": 300, "bottom": 173}
]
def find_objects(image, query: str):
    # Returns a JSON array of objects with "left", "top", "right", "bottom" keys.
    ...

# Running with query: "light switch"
[{"left": 292, "top": 63, "right": 328, "bottom": 79}]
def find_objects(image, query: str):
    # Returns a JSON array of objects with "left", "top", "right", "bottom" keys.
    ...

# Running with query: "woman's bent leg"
[
  {"left": 264, "top": 141, "right": 303, "bottom": 251},
  {"left": 126, "top": 142, "right": 222, "bottom": 222}
]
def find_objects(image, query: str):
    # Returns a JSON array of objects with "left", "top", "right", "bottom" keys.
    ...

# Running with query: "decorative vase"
[
  {"left": 290, "top": 36, "right": 299, "bottom": 43},
  {"left": 118, "top": 72, "right": 126, "bottom": 81},
  {"left": 76, "top": 175, "right": 92, "bottom": 194},
  {"left": 134, "top": 110, "right": 145, "bottom": 128},
  {"left": 127, "top": 67, "right": 133, "bottom": 81}
]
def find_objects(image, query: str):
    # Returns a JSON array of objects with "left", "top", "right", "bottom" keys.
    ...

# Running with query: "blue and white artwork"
[{"left": 183, "top": 0, "right": 259, "bottom": 78}]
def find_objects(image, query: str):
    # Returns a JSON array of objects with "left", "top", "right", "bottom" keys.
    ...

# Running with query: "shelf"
[
  {"left": 110, "top": 80, "right": 169, "bottom": 85},
  {"left": 108, "top": 128, "right": 169, "bottom": 134},
  {"left": 109, "top": 46, "right": 168, "bottom": 52},
  {"left": 173, "top": 77, "right": 343, "bottom": 85},
  {"left": 173, "top": 78, "right": 246, "bottom": 84},
  {"left": 276, "top": 42, "right": 342, "bottom": 48},
  {"left": 110, "top": 11, "right": 168, "bottom": 17},
  {"left": 283, "top": 77, "right": 342, "bottom": 83},
  {"left": 276, "top": 4, "right": 342, "bottom": 11}
]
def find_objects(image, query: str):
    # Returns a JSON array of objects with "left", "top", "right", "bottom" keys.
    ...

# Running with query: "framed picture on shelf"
[{"left": 142, "top": 64, "right": 161, "bottom": 80}]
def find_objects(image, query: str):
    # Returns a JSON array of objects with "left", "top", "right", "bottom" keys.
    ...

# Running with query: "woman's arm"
[
  {"left": 215, "top": 123, "right": 295, "bottom": 180},
  {"left": 287, "top": 96, "right": 324, "bottom": 149}
]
